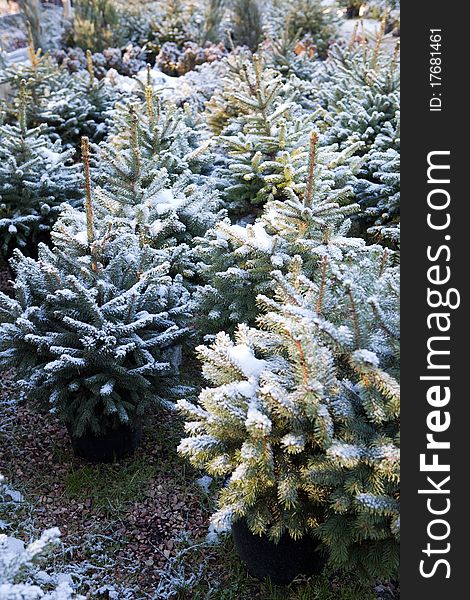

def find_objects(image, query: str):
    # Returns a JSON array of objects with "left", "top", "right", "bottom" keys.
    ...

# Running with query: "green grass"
[
  {"left": 257, "top": 576, "right": 376, "bottom": 600},
  {"left": 64, "top": 460, "right": 154, "bottom": 515}
]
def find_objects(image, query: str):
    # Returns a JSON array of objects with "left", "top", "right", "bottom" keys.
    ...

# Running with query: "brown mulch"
[{"left": 0, "top": 374, "right": 210, "bottom": 596}]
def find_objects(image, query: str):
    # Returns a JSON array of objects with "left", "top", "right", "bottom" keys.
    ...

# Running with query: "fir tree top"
[
  {"left": 106, "top": 86, "right": 214, "bottom": 184},
  {"left": 83, "top": 107, "right": 224, "bottom": 283}
]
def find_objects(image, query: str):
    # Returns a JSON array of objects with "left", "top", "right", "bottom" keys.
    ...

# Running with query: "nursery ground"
[{"left": 0, "top": 368, "right": 398, "bottom": 600}]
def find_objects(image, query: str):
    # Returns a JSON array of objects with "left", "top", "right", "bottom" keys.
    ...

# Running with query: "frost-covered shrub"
[
  {"left": 206, "top": 50, "right": 311, "bottom": 214},
  {"left": 145, "top": 0, "right": 206, "bottom": 59},
  {"left": 312, "top": 39, "right": 400, "bottom": 242},
  {"left": 0, "top": 143, "right": 191, "bottom": 437},
  {"left": 263, "top": 32, "right": 321, "bottom": 86},
  {"left": 94, "top": 45, "right": 147, "bottom": 79},
  {"left": 168, "top": 61, "right": 227, "bottom": 111},
  {"left": 0, "top": 84, "right": 81, "bottom": 258},
  {"left": 51, "top": 47, "right": 88, "bottom": 74},
  {"left": 91, "top": 100, "right": 223, "bottom": 284},
  {"left": 0, "top": 48, "right": 60, "bottom": 121},
  {"left": 66, "top": 0, "right": 121, "bottom": 53},
  {"left": 354, "top": 116, "right": 400, "bottom": 246},
  {"left": 1, "top": 46, "right": 119, "bottom": 149},
  {"left": 53, "top": 45, "right": 146, "bottom": 80},
  {"left": 179, "top": 249, "right": 400, "bottom": 581},
  {"left": 40, "top": 52, "right": 120, "bottom": 149},
  {"left": 156, "top": 41, "right": 226, "bottom": 77},
  {"left": 195, "top": 132, "right": 364, "bottom": 334},
  {"left": 113, "top": 1, "right": 154, "bottom": 46},
  {"left": 205, "top": 50, "right": 364, "bottom": 218},
  {"left": 269, "top": 0, "right": 338, "bottom": 58},
  {"left": 0, "top": 231, "right": 190, "bottom": 437},
  {"left": 106, "top": 88, "right": 215, "bottom": 183}
]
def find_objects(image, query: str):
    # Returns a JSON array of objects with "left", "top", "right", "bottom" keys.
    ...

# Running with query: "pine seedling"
[{"left": 195, "top": 129, "right": 364, "bottom": 333}]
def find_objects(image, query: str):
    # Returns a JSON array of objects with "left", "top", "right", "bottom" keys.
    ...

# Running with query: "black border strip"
[{"left": 401, "top": 2, "right": 468, "bottom": 597}]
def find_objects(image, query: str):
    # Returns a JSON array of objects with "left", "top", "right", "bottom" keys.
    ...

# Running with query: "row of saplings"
[{"left": 0, "top": 139, "right": 399, "bottom": 587}]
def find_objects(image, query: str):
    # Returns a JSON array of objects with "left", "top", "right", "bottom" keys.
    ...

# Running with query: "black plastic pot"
[
  {"left": 67, "top": 422, "right": 143, "bottom": 463},
  {"left": 346, "top": 7, "right": 361, "bottom": 19},
  {"left": 231, "top": 519, "right": 326, "bottom": 585}
]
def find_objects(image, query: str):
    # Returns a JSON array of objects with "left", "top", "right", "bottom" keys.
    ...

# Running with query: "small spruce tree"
[
  {"left": 229, "top": 0, "right": 264, "bottom": 51},
  {"left": 207, "top": 50, "right": 364, "bottom": 219},
  {"left": 69, "top": 0, "right": 121, "bottom": 53},
  {"left": 145, "top": 0, "right": 205, "bottom": 59},
  {"left": 312, "top": 35, "right": 400, "bottom": 242},
  {"left": 207, "top": 50, "right": 310, "bottom": 216},
  {"left": 0, "top": 138, "right": 190, "bottom": 437},
  {"left": 107, "top": 87, "right": 214, "bottom": 184},
  {"left": 0, "top": 82, "right": 81, "bottom": 258},
  {"left": 1, "top": 42, "right": 118, "bottom": 149},
  {"left": 195, "top": 132, "right": 364, "bottom": 334},
  {"left": 268, "top": 0, "right": 338, "bottom": 59},
  {"left": 0, "top": 34, "right": 58, "bottom": 115},
  {"left": 179, "top": 248, "right": 399, "bottom": 581},
  {"left": 91, "top": 104, "right": 223, "bottom": 282}
]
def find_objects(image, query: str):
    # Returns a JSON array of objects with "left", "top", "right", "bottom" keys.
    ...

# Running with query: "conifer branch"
[
  {"left": 349, "top": 21, "right": 359, "bottom": 48},
  {"left": 27, "top": 24, "right": 39, "bottom": 69},
  {"left": 81, "top": 136, "right": 95, "bottom": 250},
  {"left": 252, "top": 53, "right": 271, "bottom": 135},
  {"left": 379, "top": 249, "right": 389, "bottom": 276},
  {"left": 145, "top": 86, "right": 155, "bottom": 129},
  {"left": 360, "top": 21, "right": 367, "bottom": 62},
  {"left": 372, "top": 15, "right": 387, "bottom": 70},
  {"left": 128, "top": 106, "right": 141, "bottom": 181},
  {"left": 18, "top": 80, "right": 28, "bottom": 134},
  {"left": 316, "top": 256, "right": 328, "bottom": 315},
  {"left": 346, "top": 285, "right": 361, "bottom": 348},
  {"left": 241, "top": 63, "right": 256, "bottom": 95},
  {"left": 295, "top": 338, "right": 309, "bottom": 386},
  {"left": 370, "top": 300, "right": 399, "bottom": 341},
  {"left": 305, "top": 132, "right": 319, "bottom": 208},
  {"left": 86, "top": 49, "right": 94, "bottom": 85}
]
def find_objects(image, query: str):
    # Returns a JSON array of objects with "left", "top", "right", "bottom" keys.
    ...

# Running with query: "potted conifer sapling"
[
  {"left": 177, "top": 322, "right": 328, "bottom": 584},
  {"left": 0, "top": 138, "right": 190, "bottom": 462},
  {"left": 178, "top": 253, "right": 400, "bottom": 583}
]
